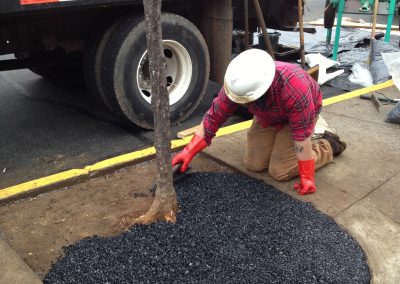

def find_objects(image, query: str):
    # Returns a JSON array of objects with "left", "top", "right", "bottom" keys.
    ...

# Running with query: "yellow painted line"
[
  {"left": 0, "top": 80, "right": 395, "bottom": 201},
  {"left": 215, "top": 120, "right": 252, "bottom": 137},
  {"left": 85, "top": 136, "right": 193, "bottom": 173},
  {"left": 323, "top": 80, "right": 393, "bottom": 106},
  {"left": 0, "top": 170, "right": 86, "bottom": 200},
  {"left": 0, "top": 137, "right": 194, "bottom": 201},
  {"left": 86, "top": 147, "right": 157, "bottom": 172}
]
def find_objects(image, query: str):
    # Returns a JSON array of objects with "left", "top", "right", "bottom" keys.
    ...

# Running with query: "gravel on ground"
[{"left": 45, "top": 173, "right": 370, "bottom": 284}]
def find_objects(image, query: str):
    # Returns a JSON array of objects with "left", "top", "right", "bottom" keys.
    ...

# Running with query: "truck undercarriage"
[{"left": 0, "top": 0, "right": 299, "bottom": 128}]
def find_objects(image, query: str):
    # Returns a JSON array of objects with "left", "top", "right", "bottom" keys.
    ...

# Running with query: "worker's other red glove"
[
  {"left": 172, "top": 134, "right": 208, "bottom": 173},
  {"left": 294, "top": 159, "right": 316, "bottom": 195}
]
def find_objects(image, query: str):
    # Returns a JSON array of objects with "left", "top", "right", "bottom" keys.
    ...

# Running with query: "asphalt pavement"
[{"left": 0, "top": 69, "right": 244, "bottom": 188}]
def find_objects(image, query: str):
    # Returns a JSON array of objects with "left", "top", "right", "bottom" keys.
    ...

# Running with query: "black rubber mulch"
[{"left": 44, "top": 173, "right": 370, "bottom": 284}]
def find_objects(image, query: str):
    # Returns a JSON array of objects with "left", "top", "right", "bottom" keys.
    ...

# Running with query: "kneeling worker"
[{"left": 172, "top": 49, "right": 346, "bottom": 195}]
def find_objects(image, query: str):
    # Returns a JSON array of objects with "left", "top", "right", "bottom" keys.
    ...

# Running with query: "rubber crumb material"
[{"left": 44, "top": 173, "right": 370, "bottom": 284}]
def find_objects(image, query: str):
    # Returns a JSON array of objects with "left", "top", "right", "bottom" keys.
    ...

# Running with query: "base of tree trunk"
[
  {"left": 136, "top": 198, "right": 179, "bottom": 225},
  {"left": 113, "top": 197, "right": 178, "bottom": 232},
  {"left": 112, "top": 211, "right": 140, "bottom": 233}
]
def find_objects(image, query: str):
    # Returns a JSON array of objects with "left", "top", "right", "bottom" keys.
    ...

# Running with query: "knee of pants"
[
  {"left": 244, "top": 158, "right": 268, "bottom": 172},
  {"left": 268, "top": 164, "right": 293, "bottom": 182}
]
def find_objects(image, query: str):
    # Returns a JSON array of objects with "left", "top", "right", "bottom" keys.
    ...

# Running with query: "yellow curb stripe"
[
  {"left": 0, "top": 80, "right": 395, "bottom": 201},
  {"left": 323, "top": 80, "right": 394, "bottom": 106},
  {"left": 86, "top": 147, "right": 157, "bottom": 172},
  {"left": 0, "top": 170, "right": 87, "bottom": 199},
  {"left": 215, "top": 120, "right": 253, "bottom": 137},
  {"left": 85, "top": 136, "right": 194, "bottom": 173}
]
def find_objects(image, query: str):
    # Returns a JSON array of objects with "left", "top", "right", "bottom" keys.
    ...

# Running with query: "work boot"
[{"left": 323, "top": 131, "right": 346, "bottom": 156}]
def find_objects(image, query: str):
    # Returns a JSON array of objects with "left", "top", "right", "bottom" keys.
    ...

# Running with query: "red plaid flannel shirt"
[{"left": 203, "top": 61, "right": 322, "bottom": 145}]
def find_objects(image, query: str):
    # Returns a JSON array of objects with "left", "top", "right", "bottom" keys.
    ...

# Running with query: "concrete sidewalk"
[
  {"left": 0, "top": 238, "right": 42, "bottom": 284},
  {"left": 203, "top": 86, "right": 400, "bottom": 284}
]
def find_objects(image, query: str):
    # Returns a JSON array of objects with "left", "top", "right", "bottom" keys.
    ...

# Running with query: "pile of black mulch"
[{"left": 44, "top": 173, "right": 370, "bottom": 284}]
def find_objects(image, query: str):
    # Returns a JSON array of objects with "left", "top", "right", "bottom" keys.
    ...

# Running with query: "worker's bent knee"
[
  {"left": 268, "top": 166, "right": 295, "bottom": 182},
  {"left": 244, "top": 159, "right": 268, "bottom": 172}
]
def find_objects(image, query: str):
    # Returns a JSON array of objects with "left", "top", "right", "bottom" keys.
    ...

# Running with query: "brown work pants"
[{"left": 244, "top": 118, "right": 333, "bottom": 181}]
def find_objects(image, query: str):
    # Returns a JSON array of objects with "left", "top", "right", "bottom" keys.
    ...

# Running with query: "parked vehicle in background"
[{"left": 0, "top": 0, "right": 299, "bottom": 128}]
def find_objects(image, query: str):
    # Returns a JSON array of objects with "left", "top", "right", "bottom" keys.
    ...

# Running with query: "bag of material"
[
  {"left": 386, "top": 102, "right": 400, "bottom": 124},
  {"left": 369, "top": 41, "right": 399, "bottom": 84},
  {"left": 348, "top": 62, "right": 373, "bottom": 87},
  {"left": 382, "top": 52, "right": 400, "bottom": 92}
]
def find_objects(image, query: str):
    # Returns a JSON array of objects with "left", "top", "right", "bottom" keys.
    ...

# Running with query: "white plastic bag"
[
  {"left": 382, "top": 52, "right": 400, "bottom": 92},
  {"left": 348, "top": 62, "right": 373, "bottom": 87}
]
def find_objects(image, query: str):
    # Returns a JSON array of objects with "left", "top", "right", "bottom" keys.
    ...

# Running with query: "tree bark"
[
  {"left": 112, "top": 0, "right": 178, "bottom": 232},
  {"left": 137, "top": 0, "right": 178, "bottom": 224}
]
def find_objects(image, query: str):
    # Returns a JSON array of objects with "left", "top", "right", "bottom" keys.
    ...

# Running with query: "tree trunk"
[
  {"left": 137, "top": 0, "right": 178, "bottom": 224},
  {"left": 112, "top": 0, "right": 178, "bottom": 232}
]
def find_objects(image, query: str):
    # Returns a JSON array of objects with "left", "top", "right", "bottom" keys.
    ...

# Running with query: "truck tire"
[
  {"left": 83, "top": 19, "right": 126, "bottom": 113},
  {"left": 102, "top": 13, "right": 210, "bottom": 129}
]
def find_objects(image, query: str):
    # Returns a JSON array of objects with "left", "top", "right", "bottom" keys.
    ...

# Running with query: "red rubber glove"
[
  {"left": 172, "top": 134, "right": 208, "bottom": 173},
  {"left": 294, "top": 159, "right": 316, "bottom": 195}
]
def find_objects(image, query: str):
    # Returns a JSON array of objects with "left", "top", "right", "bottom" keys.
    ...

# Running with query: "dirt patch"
[{"left": 0, "top": 155, "right": 232, "bottom": 279}]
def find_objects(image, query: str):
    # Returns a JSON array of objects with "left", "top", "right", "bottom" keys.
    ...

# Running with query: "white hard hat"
[{"left": 224, "top": 49, "right": 275, "bottom": 104}]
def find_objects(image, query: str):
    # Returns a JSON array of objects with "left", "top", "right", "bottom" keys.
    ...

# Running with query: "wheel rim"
[{"left": 136, "top": 40, "right": 192, "bottom": 106}]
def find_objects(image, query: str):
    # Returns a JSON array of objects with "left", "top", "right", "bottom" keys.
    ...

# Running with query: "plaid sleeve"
[
  {"left": 203, "top": 87, "right": 238, "bottom": 145},
  {"left": 283, "top": 75, "right": 320, "bottom": 141}
]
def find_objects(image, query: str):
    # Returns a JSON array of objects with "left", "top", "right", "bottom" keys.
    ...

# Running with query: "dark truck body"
[
  {"left": 0, "top": 0, "right": 191, "bottom": 56},
  {"left": 0, "top": 0, "right": 299, "bottom": 128},
  {"left": 0, "top": 0, "right": 298, "bottom": 69},
  {"left": 0, "top": 0, "right": 138, "bottom": 14}
]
